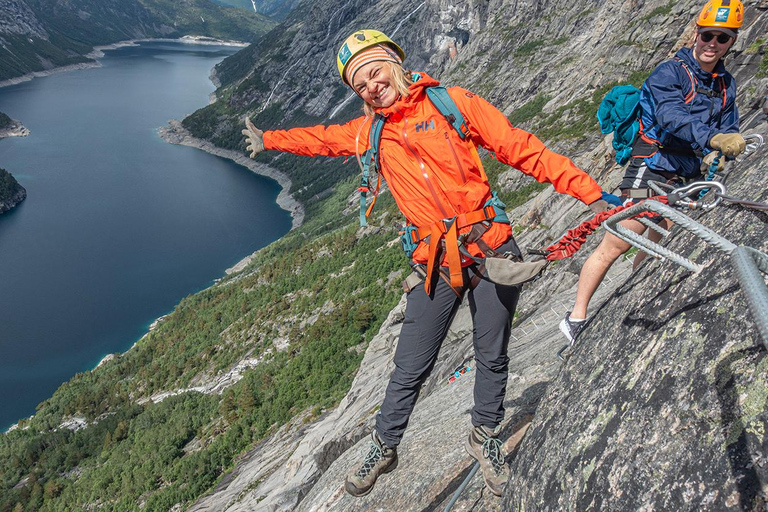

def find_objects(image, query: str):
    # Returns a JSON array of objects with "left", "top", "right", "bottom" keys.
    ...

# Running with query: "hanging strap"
[
  {"left": 359, "top": 114, "right": 386, "bottom": 226},
  {"left": 414, "top": 204, "right": 501, "bottom": 296}
]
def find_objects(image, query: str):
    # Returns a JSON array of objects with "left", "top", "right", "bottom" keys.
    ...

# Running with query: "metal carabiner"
[
  {"left": 743, "top": 134, "right": 765, "bottom": 158},
  {"left": 668, "top": 180, "right": 727, "bottom": 211}
]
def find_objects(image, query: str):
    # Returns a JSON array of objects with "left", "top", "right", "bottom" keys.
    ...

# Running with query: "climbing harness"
[{"left": 355, "top": 76, "right": 547, "bottom": 295}]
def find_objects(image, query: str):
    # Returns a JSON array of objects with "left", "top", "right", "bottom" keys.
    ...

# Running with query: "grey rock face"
[
  {"left": 186, "top": 0, "right": 768, "bottom": 510},
  {"left": 0, "top": 0, "right": 47, "bottom": 38},
  {"left": 505, "top": 125, "right": 768, "bottom": 511}
]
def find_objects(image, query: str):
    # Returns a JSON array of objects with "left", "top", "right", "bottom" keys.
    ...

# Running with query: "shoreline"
[
  {"left": 159, "top": 119, "right": 305, "bottom": 233},
  {"left": 0, "top": 120, "right": 30, "bottom": 140},
  {"left": 2, "top": 41, "right": 284, "bottom": 435},
  {"left": 0, "top": 36, "right": 249, "bottom": 89}
]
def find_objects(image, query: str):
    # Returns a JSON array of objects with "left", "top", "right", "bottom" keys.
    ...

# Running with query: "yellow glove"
[
  {"left": 709, "top": 133, "right": 746, "bottom": 157},
  {"left": 241, "top": 119, "right": 264, "bottom": 159},
  {"left": 700, "top": 152, "right": 724, "bottom": 172}
]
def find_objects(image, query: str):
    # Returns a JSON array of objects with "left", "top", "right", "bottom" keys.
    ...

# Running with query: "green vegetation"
[
  {"left": 0, "top": 0, "right": 276, "bottom": 82},
  {"left": 212, "top": 0, "right": 298, "bottom": 21},
  {"left": 0, "top": 168, "right": 23, "bottom": 203},
  {"left": 758, "top": 50, "right": 768, "bottom": 78},
  {"left": 0, "top": 34, "right": 92, "bottom": 82},
  {"left": 508, "top": 94, "right": 552, "bottom": 127},
  {"left": 0, "top": 111, "right": 12, "bottom": 130},
  {"left": 513, "top": 37, "right": 568, "bottom": 57},
  {"left": 527, "top": 69, "right": 650, "bottom": 143},
  {"left": 641, "top": 1, "right": 674, "bottom": 22}
]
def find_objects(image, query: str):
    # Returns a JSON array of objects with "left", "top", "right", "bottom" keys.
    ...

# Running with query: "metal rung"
[{"left": 604, "top": 200, "right": 737, "bottom": 272}]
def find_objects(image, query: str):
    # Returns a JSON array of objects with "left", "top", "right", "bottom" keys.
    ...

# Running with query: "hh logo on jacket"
[{"left": 415, "top": 119, "right": 436, "bottom": 133}]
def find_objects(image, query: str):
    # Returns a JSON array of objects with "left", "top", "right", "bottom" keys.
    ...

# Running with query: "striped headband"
[{"left": 345, "top": 45, "right": 403, "bottom": 86}]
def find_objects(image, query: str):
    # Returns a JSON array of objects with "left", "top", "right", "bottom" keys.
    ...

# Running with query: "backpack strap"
[
  {"left": 674, "top": 58, "right": 727, "bottom": 108},
  {"left": 359, "top": 113, "right": 385, "bottom": 226},
  {"left": 425, "top": 87, "right": 471, "bottom": 139}
]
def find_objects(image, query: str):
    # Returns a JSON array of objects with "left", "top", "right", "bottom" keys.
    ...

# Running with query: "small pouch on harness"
[
  {"left": 402, "top": 265, "right": 427, "bottom": 293},
  {"left": 483, "top": 257, "right": 548, "bottom": 287}
]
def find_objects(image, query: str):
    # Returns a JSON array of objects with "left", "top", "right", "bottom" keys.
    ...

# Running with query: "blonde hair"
[{"left": 361, "top": 61, "right": 413, "bottom": 118}]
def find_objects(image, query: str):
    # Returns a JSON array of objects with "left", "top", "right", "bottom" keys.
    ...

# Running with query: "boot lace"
[
  {"left": 481, "top": 436, "right": 505, "bottom": 476},
  {"left": 356, "top": 442, "right": 383, "bottom": 478}
]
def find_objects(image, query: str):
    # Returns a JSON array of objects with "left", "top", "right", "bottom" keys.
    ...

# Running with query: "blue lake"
[{"left": 0, "top": 42, "right": 292, "bottom": 431}]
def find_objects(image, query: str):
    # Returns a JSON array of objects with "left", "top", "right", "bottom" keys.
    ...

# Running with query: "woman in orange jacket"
[{"left": 243, "top": 29, "right": 608, "bottom": 498}]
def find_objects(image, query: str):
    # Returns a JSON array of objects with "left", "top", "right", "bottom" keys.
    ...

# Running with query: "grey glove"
[
  {"left": 700, "top": 152, "right": 724, "bottom": 173},
  {"left": 588, "top": 199, "right": 611, "bottom": 214},
  {"left": 709, "top": 133, "right": 746, "bottom": 157},
  {"left": 242, "top": 119, "right": 264, "bottom": 158}
]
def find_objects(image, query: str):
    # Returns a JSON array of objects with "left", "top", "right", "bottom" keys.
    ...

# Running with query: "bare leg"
[
  {"left": 571, "top": 218, "right": 648, "bottom": 319},
  {"left": 633, "top": 218, "right": 674, "bottom": 270}
]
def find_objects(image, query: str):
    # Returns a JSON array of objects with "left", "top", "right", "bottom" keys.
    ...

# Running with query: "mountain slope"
[
  {"left": 212, "top": 0, "right": 301, "bottom": 21},
  {"left": 0, "top": 0, "right": 766, "bottom": 510},
  {"left": 0, "top": 0, "right": 277, "bottom": 82}
]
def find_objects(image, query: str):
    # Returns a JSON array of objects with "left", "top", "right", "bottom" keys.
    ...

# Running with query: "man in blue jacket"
[{"left": 561, "top": 0, "right": 748, "bottom": 342}]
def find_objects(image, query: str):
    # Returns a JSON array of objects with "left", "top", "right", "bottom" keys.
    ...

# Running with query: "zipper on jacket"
[
  {"left": 396, "top": 106, "right": 452, "bottom": 219},
  {"left": 444, "top": 132, "right": 467, "bottom": 183}
]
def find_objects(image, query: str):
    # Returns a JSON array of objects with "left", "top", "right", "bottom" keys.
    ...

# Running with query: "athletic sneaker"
[
  {"left": 345, "top": 430, "right": 398, "bottom": 497},
  {"left": 559, "top": 312, "right": 587, "bottom": 344},
  {"left": 466, "top": 425, "right": 508, "bottom": 496}
]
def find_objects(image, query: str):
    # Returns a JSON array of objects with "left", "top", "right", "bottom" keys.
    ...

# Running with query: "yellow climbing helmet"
[
  {"left": 697, "top": 0, "right": 744, "bottom": 31},
  {"left": 336, "top": 30, "right": 405, "bottom": 85}
]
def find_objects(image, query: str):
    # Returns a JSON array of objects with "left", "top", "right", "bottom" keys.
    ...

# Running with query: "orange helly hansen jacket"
[{"left": 263, "top": 72, "right": 603, "bottom": 266}]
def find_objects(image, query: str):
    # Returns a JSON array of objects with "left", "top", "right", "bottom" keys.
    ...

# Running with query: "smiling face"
[
  {"left": 350, "top": 61, "right": 399, "bottom": 109},
  {"left": 693, "top": 29, "right": 735, "bottom": 72}
]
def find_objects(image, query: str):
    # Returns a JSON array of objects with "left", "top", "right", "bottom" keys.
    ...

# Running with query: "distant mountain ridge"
[
  {"left": 0, "top": 0, "right": 282, "bottom": 82},
  {"left": 212, "top": 0, "right": 302, "bottom": 21}
]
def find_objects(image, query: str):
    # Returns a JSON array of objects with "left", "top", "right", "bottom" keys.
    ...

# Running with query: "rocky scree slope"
[{"left": 181, "top": 0, "right": 768, "bottom": 510}]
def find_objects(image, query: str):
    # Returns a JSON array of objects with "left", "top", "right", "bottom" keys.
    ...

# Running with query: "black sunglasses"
[{"left": 700, "top": 32, "right": 732, "bottom": 44}]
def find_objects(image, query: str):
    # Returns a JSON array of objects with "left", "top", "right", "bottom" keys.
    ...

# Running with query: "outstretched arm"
[
  {"left": 242, "top": 116, "right": 371, "bottom": 159},
  {"left": 449, "top": 87, "right": 603, "bottom": 206}
]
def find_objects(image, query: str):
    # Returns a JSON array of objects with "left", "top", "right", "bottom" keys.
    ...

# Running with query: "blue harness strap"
[
  {"left": 359, "top": 114, "right": 385, "bottom": 226},
  {"left": 425, "top": 87, "right": 471, "bottom": 140}
]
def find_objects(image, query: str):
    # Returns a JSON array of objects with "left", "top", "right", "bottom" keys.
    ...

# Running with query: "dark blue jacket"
[{"left": 637, "top": 47, "right": 739, "bottom": 177}]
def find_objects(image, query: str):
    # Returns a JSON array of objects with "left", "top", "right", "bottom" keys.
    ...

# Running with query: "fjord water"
[{"left": 0, "top": 42, "right": 292, "bottom": 431}]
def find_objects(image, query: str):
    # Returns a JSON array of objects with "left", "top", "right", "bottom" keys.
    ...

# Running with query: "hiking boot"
[
  {"left": 465, "top": 425, "right": 508, "bottom": 496},
  {"left": 345, "top": 430, "right": 398, "bottom": 497},
  {"left": 559, "top": 312, "right": 587, "bottom": 344}
]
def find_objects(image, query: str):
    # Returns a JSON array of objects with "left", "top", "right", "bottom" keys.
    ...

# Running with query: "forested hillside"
[
  {"left": 0, "top": 0, "right": 278, "bottom": 82},
  {"left": 0, "top": 167, "right": 26, "bottom": 214}
]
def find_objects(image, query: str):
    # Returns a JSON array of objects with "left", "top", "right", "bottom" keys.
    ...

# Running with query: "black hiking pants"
[{"left": 375, "top": 242, "right": 521, "bottom": 449}]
